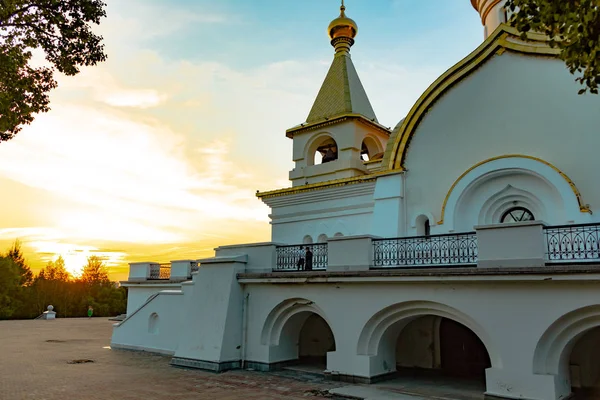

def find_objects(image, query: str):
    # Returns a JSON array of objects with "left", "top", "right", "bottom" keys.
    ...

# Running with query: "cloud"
[{"left": 0, "top": 0, "right": 483, "bottom": 280}]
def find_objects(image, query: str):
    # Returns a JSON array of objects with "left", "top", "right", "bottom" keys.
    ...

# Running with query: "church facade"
[{"left": 111, "top": 1, "right": 600, "bottom": 399}]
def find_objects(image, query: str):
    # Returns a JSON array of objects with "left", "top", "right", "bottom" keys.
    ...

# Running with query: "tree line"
[{"left": 0, "top": 240, "right": 127, "bottom": 319}]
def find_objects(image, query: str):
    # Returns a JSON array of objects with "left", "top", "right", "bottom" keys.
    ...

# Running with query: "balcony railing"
[
  {"left": 372, "top": 232, "right": 478, "bottom": 268},
  {"left": 149, "top": 263, "right": 171, "bottom": 280},
  {"left": 275, "top": 243, "right": 328, "bottom": 272},
  {"left": 544, "top": 223, "right": 600, "bottom": 264}
]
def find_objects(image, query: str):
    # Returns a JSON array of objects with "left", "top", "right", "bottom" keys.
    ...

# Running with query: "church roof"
[{"left": 306, "top": 53, "right": 378, "bottom": 124}]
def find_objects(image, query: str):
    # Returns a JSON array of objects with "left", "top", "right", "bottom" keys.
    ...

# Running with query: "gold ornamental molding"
[{"left": 437, "top": 154, "right": 591, "bottom": 225}]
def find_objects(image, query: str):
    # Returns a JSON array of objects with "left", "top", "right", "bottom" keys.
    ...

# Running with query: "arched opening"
[
  {"left": 298, "top": 314, "right": 336, "bottom": 369},
  {"left": 317, "top": 234, "right": 328, "bottom": 243},
  {"left": 415, "top": 215, "right": 431, "bottom": 236},
  {"left": 303, "top": 235, "right": 313, "bottom": 244},
  {"left": 148, "top": 313, "right": 159, "bottom": 335},
  {"left": 568, "top": 327, "right": 600, "bottom": 399},
  {"left": 311, "top": 137, "right": 338, "bottom": 165},
  {"left": 268, "top": 310, "right": 336, "bottom": 374},
  {"left": 333, "top": 232, "right": 344, "bottom": 238},
  {"left": 361, "top": 136, "right": 383, "bottom": 162},
  {"left": 387, "top": 316, "right": 491, "bottom": 397}
]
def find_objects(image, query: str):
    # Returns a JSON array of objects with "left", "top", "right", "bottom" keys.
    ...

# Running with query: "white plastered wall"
[
  {"left": 111, "top": 290, "right": 184, "bottom": 355},
  {"left": 266, "top": 181, "right": 376, "bottom": 244},
  {"left": 401, "top": 52, "right": 600, "bottom": 234},
  {"left": 243, "top": 280, "right": 600, "bottom": 400}
]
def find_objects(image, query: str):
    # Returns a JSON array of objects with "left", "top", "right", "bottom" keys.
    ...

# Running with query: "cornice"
[
  {"left": 257, "top": 169, "right": 403, "bottom": 201},
  {"left": 286, "top": 113, "right": 391, "bottom": 138}
]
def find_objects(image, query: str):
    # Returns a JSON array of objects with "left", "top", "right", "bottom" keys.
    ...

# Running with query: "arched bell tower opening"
[
  {"left": 312, "top": 137, "right": 338, "bottom": 166},
  {"left": 361, "top": 136, "right": 383, "bottom": 162}
]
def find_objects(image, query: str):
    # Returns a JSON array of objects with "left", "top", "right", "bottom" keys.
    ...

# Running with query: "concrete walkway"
[{"left": 331, "top": 386, "right": 428, "bottom": 399}]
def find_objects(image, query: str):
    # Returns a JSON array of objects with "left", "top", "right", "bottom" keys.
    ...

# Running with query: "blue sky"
[{"left": 0, "top": 0, "right": 485, "bottom": 278}]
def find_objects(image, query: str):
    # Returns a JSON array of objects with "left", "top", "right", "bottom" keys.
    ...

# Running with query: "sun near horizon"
[{"left": 0, "top": 0, "right": 482, "bottom": 281}]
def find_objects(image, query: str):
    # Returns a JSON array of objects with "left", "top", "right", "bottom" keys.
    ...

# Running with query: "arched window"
[
  {"left": 317, "top": 234, "right": 328, "bottom": 243},
  {"left": 415, "top": 215, "right": 431, "bottom": 236},
  {"left": 303, "top": 235, "right": 313, "bottom": 244},
  {"left": 148, "top": 313, "right": 159, "bottom": 335},
  {"left": 500, "top": 207, "right": 535, "bottom": 223}
]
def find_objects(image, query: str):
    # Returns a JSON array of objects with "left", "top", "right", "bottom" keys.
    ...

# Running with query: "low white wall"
[{"left": 112, "top": 290, "right": 184, "bottom": 355}]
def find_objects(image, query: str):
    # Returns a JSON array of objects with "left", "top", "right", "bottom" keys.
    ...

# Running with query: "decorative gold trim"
[
  {"left": 257, "top": 169, "right": 403, "bottom": 200},
  {"left": 437, "top": 154, "right": 591, "bottom": 225},
  {"left": 286, "top": 113, "right": 390, "bottom": 138},
  {"left": 381, "top": 25, "right": 560, "bottom": 171}
]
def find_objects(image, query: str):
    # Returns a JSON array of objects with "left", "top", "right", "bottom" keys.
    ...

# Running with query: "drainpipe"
[{"left": 241, "top": 291, "right": 250, "bottom": 369}]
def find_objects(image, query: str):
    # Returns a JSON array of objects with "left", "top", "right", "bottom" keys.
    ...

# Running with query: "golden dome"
[{"left": 328, "top": 3, "right": 358, "bottom": 41}]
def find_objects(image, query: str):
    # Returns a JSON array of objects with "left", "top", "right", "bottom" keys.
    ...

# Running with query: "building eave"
[
  {"left": 256, "top": 169, "right": 402, "bottom": 200},
  {"left": 286, "top": 113, "right": 391, "bottom": 138}
]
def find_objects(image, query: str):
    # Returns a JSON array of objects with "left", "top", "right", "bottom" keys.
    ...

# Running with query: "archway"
[
  {"left": 261, "top": 298, "right": 336, "bottom": 373},
  {"left": 533, "top": 306, "right": 600, "bottom": 399},
  {"left": 394, "top": 316, "right": 490, "bottom": 384},
  {"left": 298, "top": 314, "right": 336, "bottom": 369},
  {"left": 358, "top": 301, "right": 498, "bottom": 397},
  {"left": 569, "top": 327, "right": 600, "bottom": 399}
]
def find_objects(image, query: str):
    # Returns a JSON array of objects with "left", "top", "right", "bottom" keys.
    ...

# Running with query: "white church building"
[{"left": 111, "top": 1, "right": 600, "bottom": 399}]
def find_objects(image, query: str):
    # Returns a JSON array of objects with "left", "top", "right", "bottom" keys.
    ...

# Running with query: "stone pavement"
[{"left": 0, "top": 318, "right": 343, "bottom": 400}]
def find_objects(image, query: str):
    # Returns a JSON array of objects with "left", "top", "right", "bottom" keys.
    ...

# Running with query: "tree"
[
  {"left": 0, "top": 0, "right": 108, "bottom": 141},
  {"left": 505, "top": 0, "right": 600, "bottom": 94},
  {"left": 79, "top": 255, "right": 109, "bottom": 285},
  {"left": 0, "top": 257, "right": 21, "bottom": 318},
  {"left": 5, "top": 239, "right": 33, "bottom": 286}
]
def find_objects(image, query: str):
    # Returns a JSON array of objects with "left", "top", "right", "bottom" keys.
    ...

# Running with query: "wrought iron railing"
[
  {"left": 275, "top": 243, "right": 328, "bottom": 271},
  {"left": 544, "top": 223, "right": 600, "bottom": 263},
  {"left": 372, "top": 232, "right": 478, "bottom": 268},
  {"left": 149, "top": 263, "right": 171, "bottom": 280}
]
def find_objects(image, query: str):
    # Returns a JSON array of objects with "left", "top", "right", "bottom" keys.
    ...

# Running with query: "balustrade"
[
  {"left": 544, "top": 223, "right": 600, "bottom": 263},
  {"left": 149, "top": 263, "right": 171, "bottom": 280},
  {"left": 275, "top": 243, "right": 328, "bottom": 271},
  {"left": 372, "top": 232, "right": 478, "bottom": 268}
]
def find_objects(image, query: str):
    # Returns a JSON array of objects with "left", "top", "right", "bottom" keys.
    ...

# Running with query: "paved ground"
[{"left": 0, "top": 318, "right": 342, "bottom": 400}]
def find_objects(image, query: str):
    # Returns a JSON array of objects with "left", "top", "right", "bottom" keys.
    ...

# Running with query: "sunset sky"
[{"left": 0, "top": 0, "right": 483, "bottom": 280}]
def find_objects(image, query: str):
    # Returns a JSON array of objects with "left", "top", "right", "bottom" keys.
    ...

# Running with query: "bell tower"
[{"left": 286, "top": 1, "right": 391, "bottom": 187}]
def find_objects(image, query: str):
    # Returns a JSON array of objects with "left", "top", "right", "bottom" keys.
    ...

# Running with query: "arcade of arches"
[
  {"left": 286, "top": 313, "right": 491, "bottom": 395},
  {"left": 283, "top": 311, "right": 600, "bottom": 399}
]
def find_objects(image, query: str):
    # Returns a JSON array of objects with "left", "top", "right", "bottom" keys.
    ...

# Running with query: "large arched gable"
[
  {"left": 439, "top": 155, "right": 591, "bottom": 229},
  {"left": 380, "top": 25, "right": 558, "bottom": 171}
]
